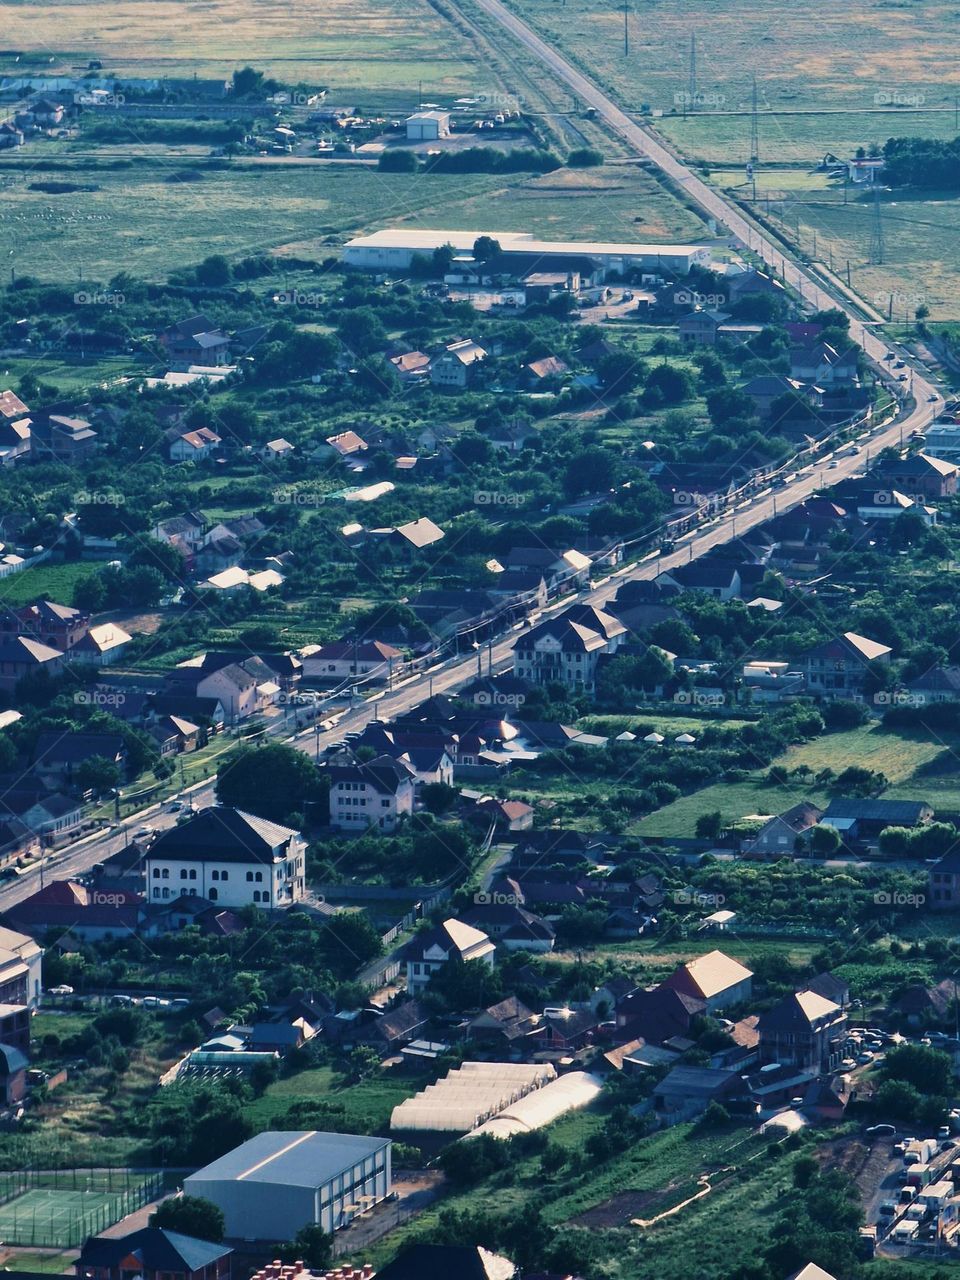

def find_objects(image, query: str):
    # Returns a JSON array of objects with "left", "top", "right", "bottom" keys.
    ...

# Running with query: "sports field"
[{"left": 0, "top": 1170, "right": 162, "bottom": 1247}]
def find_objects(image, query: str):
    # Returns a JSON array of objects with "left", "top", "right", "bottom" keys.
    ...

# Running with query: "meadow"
[{"left": 0, "top": 157, "right": 706, "bottom": 282}]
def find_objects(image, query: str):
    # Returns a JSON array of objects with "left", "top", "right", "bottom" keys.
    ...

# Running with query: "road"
[
  {"left": 0, "top": 1, "right": 943, "bottom": 912},
  {"left": 460, "top": 0, "right": 943, "bottom": 416}
]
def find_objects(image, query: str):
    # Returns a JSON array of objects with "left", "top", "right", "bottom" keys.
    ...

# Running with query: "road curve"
[{"left": 462, "top": 0, "right": 942, "bottom": 419}]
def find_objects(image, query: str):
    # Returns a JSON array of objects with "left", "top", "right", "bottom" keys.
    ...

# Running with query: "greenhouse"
[{"left": 390, "top": 1062, "right": 555, "bottom": 1133}]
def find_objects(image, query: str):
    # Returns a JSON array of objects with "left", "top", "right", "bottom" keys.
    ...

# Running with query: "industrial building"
[
  {"left": 343, "top": 229, "right": 711, "bottom": 278},
  {"left": 405, "top": 110, "right": 451, "bottom": 141},
  {"left": 183, "top": 1130, "right": 392, "bottom": 1240}
]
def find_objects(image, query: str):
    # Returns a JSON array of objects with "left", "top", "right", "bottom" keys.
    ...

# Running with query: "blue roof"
[{"left": 186, "top": 1131, "right": 389, "bottom": 1189}]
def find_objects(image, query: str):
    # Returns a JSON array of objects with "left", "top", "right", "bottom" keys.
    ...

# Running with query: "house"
[
  {"left": 301, "top": 639, "right": 403, "bottom": 687},
  {"left": 745, "top": 802, "right": 823, "bottom": 857},
  {"left": 616, "top": 986, "right": 705, "bottom": 1044},
  {"left": 75, "top": 1227, "right": 232, "bottom": 1280},
  {"left": 541, "top": 1006, "right": 598, "bottom": 1051},
  {"left": 657, "top": 561, "right": 741, "bottom": 601},
  {"left": 678, "top": 310, "right": 731, "bottom": 346},
  {"left": 74, "top": 622, "right": 132, "bottom": 667},
  {"left": 406, "top": 110, "right": 451, "bottom": 141},
  {"left": 0, "top": 787, "right": 84, "bottom": 839},
  {"left": 159, "top": 315, "right": 231, "bottom": 369},
  {"left": 33, "top": 731, "right": 126, "bottom": 785},
  {"left": 906, "top": 665, "right": 960, "bottom": 705},
  {"left": 756, "top": 989, "right": 847, "bottom": 1074},
  {"left": 0, "top": 1042, "right": 27, "bottom": 1103},
  {"left": 154, "top": 511, "right": 207, "bottom": 552},
  {"left": 523, "top": 271, "right": 580, "bottom": 303},
  {"left": 820, "top": 797, "right": 932, "bottom": 841},
  {"left": 199, "top": 566, "right": 283, "bottom": 594},
  {"left": 512, "top": 603, "right": 626, "bottom": 693},
  {"left": 324, "top": 429, "right": 369, "bottom": 460},
  {"left": 29, "top": 412, "right": 98, "bottom": 463},
  {"left": 262, "top": 438, "right": 295, "bottom": 461},
  {"left": 856, "top": 489, "right": 936, "bottom": 526},
  {"left": 169, "top": 427, "right": 222, "bottom": 463},
  {"left": 390, "top": 352, "right": 431, "bottom": 382},
  {"left": 150, "top": 715, "right": 200, "bottom": 756},
  {"left": 0, "top": 392, "right": 31, "bottom": 465},
  {"left": 403, "top": 918, "right": 495, "bottom": 995},
  {"left": 473, "top": 797, "right": 534, "bottom": 831},
  {"left": 522, "top": 356, "right": 568, "bottom": 387},
  {"left": 5, "top": 880, "right": 143, "bottom": 942},
  {"left": 145, "top": 807, "right": 305, "bottom": 909},
  {"left": 661, "top": 950, "right": 753, "bottom": 1012},
  {"left": 327, "top": 754, "right": 416, "bottom": 832},
  {"left": 652, "top": 1064, "right": 745, "bottom": 1119},
  {"left": 789, "top": 341, "right": 859, "bottom": 388},
  {"left": 0, "top": 927, "right": 43, "bottom": 1007},
  {"left": 165, "top": 658, "right": 278, "bottom": 723},
  {"left": 0, "top": 122, "right": 25, "bottom": 150},
  {"left": 0, "top": 637, "right": 63, "bottom": 691},
  {"left": 1, "top": 599, "right": 90, "bottom": 654},
  {"left": 740, "top": 374, "right": 820, "bottom": 421},
  {"left": 468, "top": 996, "right": 545, "bottom": 1049},
  {"left": 461, "top": 902, "right": 555, "bottom": 953},
  {"left": 376, "top": 518, "right": 446, "bottom": 551},
  {"left": 430, "top": 340, "right": 487, "bottom": 389},
  {"left": 796, "top": 631, "right": 892, "bottom": 699},
  {"left": 489, "top": 569, "right": 549, "bottom": 609},
  {"left": 869, "top": 452, "right": 959, "bottom": 501},
  {"left": 927, "top": 848, "right": 960, "bottom": 910},
  {"left": 806, "top": 971, "right": 850, "bottom": 1008},
  {"left": 359, "top": 999, "right": 431, "bottom": 1054},
  {"left": 503, "top": 546, "right": 589, "bottom": 593}
]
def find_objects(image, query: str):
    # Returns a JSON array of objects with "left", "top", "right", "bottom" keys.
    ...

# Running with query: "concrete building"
[
  {"left": 512, "top": 603, "right": 626, "bottom": 694},
  {"left": 184, "top": 1130, "right": 392, "bottom": 1240},
  {"left": 343, "top": 229, "right": 711, "bottom": 277},
  {"left": 756, "top": 989, "right": 847, "bottom": 1074},
  {"left": 405, "top": 110, "right": 451, "bottom": 141},
  {"left": 327, "top": 754, "right": 416, "bottom": 832},
  {"left": 796, "top": 631, "right": 892, "bottom": 699},
  {"left": 403, "top": 918, "right": 496, "bottom": 995},
  {"left": 145, "top": 808, "right": 305, "bottom": 909},
  {"left": 0, "top": 926, "right": 43, "bottom": 1007},
  {"left": 661, "top": 949, "right": 753, "bottom": 1013}
]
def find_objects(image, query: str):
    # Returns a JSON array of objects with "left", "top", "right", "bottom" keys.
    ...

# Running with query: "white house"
[
  {"left": 0, "top": 926, "right": 43, "bottom": 1007},
  {"left": 403, "top": 918, "right": 496, "bottom": 995},
  {"left": 169, "top": 428, "right": 221, "bottom": 462},
  {"left": 512, "top": 603, "right": 626, "bottom": 693},
  {"left": 327, "top": 754, "right": 415, "bottom": 832},
  {"left": 74, "top": 621, "right": 132, "bottom": 667},
  {"left": 300, "top": 639, "right": 404, "bottom": 687},
  {"left": 429, "top": 340, "right": 487, "bottom": 389},
  {"left": 145, "top": 807, "right": 305, "bottom": 908}
]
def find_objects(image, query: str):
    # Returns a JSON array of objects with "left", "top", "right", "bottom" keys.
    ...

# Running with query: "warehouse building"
[
  {"left": 343, "top": 228, "right": 711, "bottom": 278},
  {"left": 184, "top": 1130, "right": 392, "bottom": 1240},
  {"left": 405, "top": 110, "right": 451, "bottom": 141}
]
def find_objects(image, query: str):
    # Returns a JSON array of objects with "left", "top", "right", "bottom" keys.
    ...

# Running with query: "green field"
[
  {"left": 639, "top": 722, "right": 956, "bottom": 837},
  {"left": 0, "top": 0, "right": 489, "bottom": 100},
  {"left": 0, "top": 563, "right": 95, "bottom": 609},
  {"left": 244, "top": 1064, "right": 422, "bottom": 1136},
  {"left": 0, "top": 158, "right": 706, "bottom": 282},
  {"left": 0, "top": 1171, "right": 161, "bottom": 1248}
]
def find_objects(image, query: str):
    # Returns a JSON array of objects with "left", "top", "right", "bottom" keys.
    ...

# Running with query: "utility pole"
[
  {"left": 622, "top": 1, "right": 629, "bottom": 57},
  {"left": 688, "top": 33, "right": 697, "bottom": 109},
  {"left": 869, "top": 182, "right": 884, "bottom": 265},
  {"left": 749, "top": 73, "right": 760, "bottom": 166}
]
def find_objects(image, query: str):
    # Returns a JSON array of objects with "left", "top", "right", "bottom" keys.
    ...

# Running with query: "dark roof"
[
  {"left": 822, "top": 798, "right": 931, "bottom": 823},
  {"left": 147, "top": 807, "right": 299, "bottom": 864},
  {"left": 807, "top": 972, "right": 849, "bottom": 1003},
  {"left": 327, "top": 753, "right": 415, "bottom": 795},
  {"left": 375, "top": 1245, "right": 513, "bottom": 1280},
  {"left": 617, "top": 986, "right": 705, "bottom": 1044},
  {"left": 78, "top": 1228, "right": 232, "bottom": 1274},
  {"left": 34, "top": 731, "right": 125, "bottom": 767}
]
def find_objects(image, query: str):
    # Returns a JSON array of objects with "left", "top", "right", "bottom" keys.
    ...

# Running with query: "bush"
[
  {"left": 567, "top": 147, "right": 604, "bottom": 167},
  {"left": 378, "top": 150, "right": 419, "bottom": 173}
]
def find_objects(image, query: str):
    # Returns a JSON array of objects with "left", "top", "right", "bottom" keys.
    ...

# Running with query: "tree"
[
  {"left": 808, "top": 824, "right": 840, "bottom": 856},
  {"left": 378, "top": 150, "right": 418, "bottom": 172},
  {"left": 473, "top": 235, "right": 502, "bottom": 263},
  {"left": 196, "top": 255, "right": 231, "bottom": 286},
  {"left": 151, "top": 1195, "right": 225, "bottom": 1243},
  {"left": 232, "top": 66, "right": 264, "bottom": 97},
  {"left": 695, "top": 811, "right": 723, "bottom": 840},
  {"left": 75, "top": 755, "right": 122, "bottom": 796},
  {"left": 567, "top": 147, "right": 603, "bottom": 167},
  {"left": 216, "top": 742, "right": 326, "bottom": 824},
  {"left": 281, "top": 1224, "right": 333, "bottom": 1271},
  {"left": 336, "top": 307, "right": 386, "bottom": 356},
  {"left": 884, "top": 1043, "right": 953, "bottom": 1095}
]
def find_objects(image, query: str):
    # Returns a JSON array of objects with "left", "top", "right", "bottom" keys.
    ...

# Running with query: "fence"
[{"left": 0, "top": 1167, "right": 163, "bottom": 1247}]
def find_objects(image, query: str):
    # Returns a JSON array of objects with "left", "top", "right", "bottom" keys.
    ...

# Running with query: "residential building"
[
  {"left": 467, "top": 996, "right": 545, "bottom": 1050},
  {"left": 75, "top": 1227, "right": 232, "bottom": 1280},
  {"left": 616, "top": 986, "right": 706, "bottom": 1044},
  {"left": 169, "top": 427, "right": 222, "bottom": 462},
  {"left": 4, "top": 599, "right": 90, "bottom": 653},
  {"left": 789, "top": 341, "right": 859, "bottom": 388},
  {"left": 301, "top": 640, "right": 403, "bottom": 687},
  {"left": 661, "top": 949, "right": 753, "bottom": 1012},
  {"left": 145, "top": 807, "right": 306, "bottom": 908},
  {"left": 29, "top": 412, "right": 98, "bottom": 463},
  {"left": 922, "top": 421, "right": 960, "bottom": 463},
  {"left": 869, "top": 452, "right": 959, "bottom": 501},
  {"left": 374, "top": 1245, "right": 514, "bottom": 1280},
  {"left": 652, "top": 1064, "right": 746, "bottom": 1120},
  {"left": 370, "top": 518, "right": 446, "bottom": 551},
  {"left": 928, "top": 848, "right": 960, "bottom": 910},
  {"left": 512, "top": 603, "right": 626, "bottom": 693},
  {"left": 403, "top": 918, "right": 495, "bottom": 995},
  {"left": 159, "top": 315, "right": 231, "bottom": 369},
  {"left": 0, "top": 636, "right": 63, "bottom": 691},
  {"left": 6, "top": 880, "right": 143, "bottom": 942},
  {"left": 678, "top": 309, "right": 731, "bottom": 346},
  {"left": 74, "top": 622, "right": 132, "bottom": 667},
  {"left": 327, "top": 754, "right": 415, "bottom": 832},
  {"left": 756, "top": 989, "right": 847, "bottom": 1073},
  {"left": 745, "top": 802, "right": 824, "bottom": 857},
  {"left": 796, "top": 631, "right": 892, "bottom": 699},
  {"left": 429, "top": 340, "right": 487, "bottom": 389},
  {"left": 32, "top": 730, "right": 126, "bottom": 786},
  {"left": 184, "top": 1129, "right": 392, "bottom": 1239},
  {"left": 0, "top": 926, "right": 43, "bottom": 1007},
  {"left": 906, "top": 665, "right": 960, "bottom": 705},
  {"left": 820, "top": 797, "right": 933, "bottom": 841},
  {"left": 657, "top": 561, "right": 741, "bottom": 600}
]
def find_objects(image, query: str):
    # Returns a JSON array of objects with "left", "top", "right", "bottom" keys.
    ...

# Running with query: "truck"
[
  {"left": 904, "top": 1138, "right": 938, "bottom": 1165},
  {"left": 906, "top": 1162, "right": 933, "bottom": 1190}
]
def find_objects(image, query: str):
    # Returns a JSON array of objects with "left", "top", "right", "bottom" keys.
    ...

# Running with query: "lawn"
[
  {"left": 0, "top": 563, "right": 94, "bottom": 609},
  {"left": 244, "top": 1064, "right": 424, "bottom": 1136}
]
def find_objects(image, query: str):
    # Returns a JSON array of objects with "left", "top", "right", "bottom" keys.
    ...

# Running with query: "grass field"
[
  {"left": 0, "top": 0, "right": 489, "bottom": 102},
  {"left": 0, "top": 158, "right": 706, "bottom": 282},
  {"left": 244, "top": 1064, "right": 423, "bottom": 1136},
  {"left": 0, "top": 563, "right": 94, "bottom": 609},
  {"left": 502, "top": 0, "right": 960, "bottom": 114},
  {"left": 639, "top": 722, "right": 956, "bottom": 837}
]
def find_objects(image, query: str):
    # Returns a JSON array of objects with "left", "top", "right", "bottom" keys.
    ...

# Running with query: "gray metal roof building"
[{"left": 184, "top": 1130, "right": 392, "bottom": 1241}]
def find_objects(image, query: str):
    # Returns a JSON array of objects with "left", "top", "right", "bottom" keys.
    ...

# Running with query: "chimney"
[
  {"left": 295, "top": 1264, "right": 304, "bottom": 1275},
  {"left": 362, "top": 1266, "right": 375, "bottom": 1279}
]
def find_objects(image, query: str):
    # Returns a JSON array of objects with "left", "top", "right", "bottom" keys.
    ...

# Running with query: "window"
[
  {"left": 189, "top": 869, "right": 196, "bottom": 880},
  {"left": 152, "top": 868, "right": 160, "bottom": 879},
  {"left": 161, "top": 868, "right": 169, "bottom": 880},
  {"left": 211, "top": 870, "right": 219, "bottom": 881},
  {"left": 253, "top": 891, "right": 261, "bottom": 903},
  {"left": 162, "top": 887, "right": 170, "bottom": 900},
  {"left": 153, "top": 887, "right": 161, "bottom": 899},
  {"left": 180, "top": 869, "right": 188, "bottom": 880},
  {"left": 255, "top": 871, "right": 263, "bottom": 882},
  {"left": 221, "top": 871, "right": 229, "bottom": 881},
  {"left": 246, "top": 872, "right": 253, "bottom": 882}
]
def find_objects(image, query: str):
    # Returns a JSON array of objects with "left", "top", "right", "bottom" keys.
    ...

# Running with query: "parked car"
[
  {"left": 47, "top": 984, "right": 74, "bottom": 996},
  {"left": 867, "top": 1123, "right": 897, "bottom": 1138},
  {"left": 879, "top": 1201, "right": 897, "bottom": 1218}
]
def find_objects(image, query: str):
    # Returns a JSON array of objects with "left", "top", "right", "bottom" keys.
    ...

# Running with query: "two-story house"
[
  {"left": 797, "top": 631, "right": 892, "bottom": 699},
  {"left": 512, "top": 603, "right": 626, "bottom": 693},
  {"left": 661, "top": 949, "right": 753, "bottom": 1013},
  {"left": 327, "top": 754, "right": 416, "bottom": 832},
  {"left": 300, "top": 639, "right": 404, "bottom": 687},
  {"left": 403, "top": 918, "right": 496, "bottom": 995},
  {"left": 145, "top": 807, "right": 305, "bottom": 909}
]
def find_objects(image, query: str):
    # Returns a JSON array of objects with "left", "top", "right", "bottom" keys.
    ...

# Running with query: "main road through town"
[{"left": 0, "top": 4, "right": 944, "bottom": 912}]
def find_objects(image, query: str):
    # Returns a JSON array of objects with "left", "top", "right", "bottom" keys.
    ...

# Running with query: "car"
[
  {"left": 879, "top": 1201, "right": 897, "bottom": 1218},
  {"left": 47, "top": 985, "right": 74, "bottom": 995},
  {"left": 894, "top": 360, "right": 906, "bottom": 369},
  {"left": 857, "top": 1051, "right": 875, "bottom": 1064},
  {"left": 110, "top": 994, "right": 135, "bottom": 1006},
  {"left": 168, "top": 800, "right": 183, "bottom": 812},
  {"left": 938, "top": 1125, "right": 951, "bottom": 1139},
  {"left": 141, "top": 996, "right": 171, "bottom": 1009},
  {"left": 789, "top": 1096, "right": 804, "bottom": 1108},
  {"left": 898, "top": 373, "right": 909, "bottom": 381},
  {"left": 867, "top": 1123, "right": 897, "bottom": 1138},
  {"left": 169, "top": 998, "right": 190, "bottom": 1010},
  {"left": 884, "top": 352, "right": 896, "bottom": 361},
  {"left": 903, "top": 1151, "right": 921, "bottom": 1165},
  {"left": 929, "top": 393, "right": 939, "bottom": 401},
  {"left": 828, "top": 460, "right": 840, "bottom": 468},
  {"left": 841, "top": 1057, "right": 857, "bottom": 1070},
  {"left": 132, "top": 825, "right": 155, "bottom": 841},
  {"left": 919, "top": 1037, "right": 932, "bottom": 1046}
]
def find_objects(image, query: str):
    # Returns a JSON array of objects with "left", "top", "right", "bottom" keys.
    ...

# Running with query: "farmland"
[{"left": 0, "top": 158, "right": 706, "bottom": 282}]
